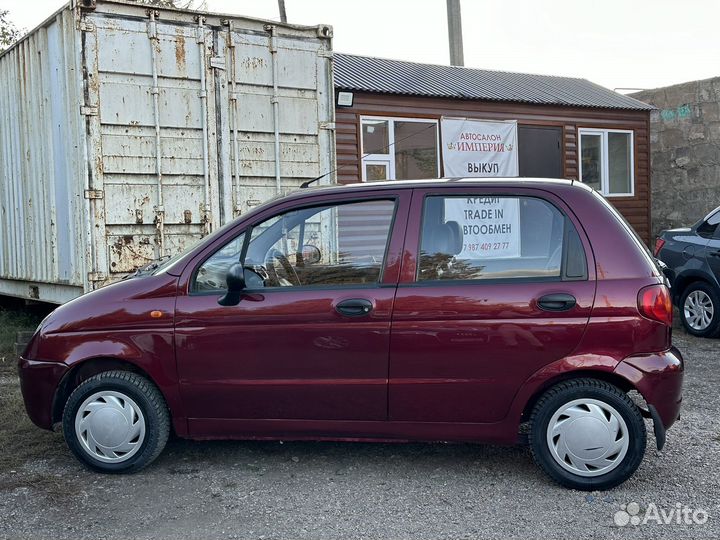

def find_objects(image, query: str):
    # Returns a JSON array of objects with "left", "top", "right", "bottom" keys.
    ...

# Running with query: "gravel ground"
[{"left": 1, "top": 329, "right": 718, "bottom": 540}]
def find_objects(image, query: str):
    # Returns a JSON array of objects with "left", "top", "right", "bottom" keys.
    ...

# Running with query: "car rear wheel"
[
  {"left": 680, "top": 282, "right": 720, "bottom": 338},
  {"left": 529, "top": 379, "right": 646, "bottom": 491},
  {"left": 62, "top": 370, "right": 170, "bottom": 473}
]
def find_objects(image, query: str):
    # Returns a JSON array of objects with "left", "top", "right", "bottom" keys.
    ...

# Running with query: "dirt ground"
[{"left": 1, "top": 306, "right": 718, "bottom": 540}]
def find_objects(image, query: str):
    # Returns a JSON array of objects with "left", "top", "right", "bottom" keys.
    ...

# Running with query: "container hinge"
[
  {"left": 316, "top": 25, "right": 333, "bottom": 39},
  {"left": 210, "top": 56, "right": 226, "bottom": 70},
  {"left": 317, "top": 50, "right": 333, "bottom": 59},
  {"left": 78, "top": 0, "right": 97, "bottom": 12},
  {"left": 78, "top": 19, "right": 95, "bottom": 32},
  {"left": 87, "top": 272, "right": 106, "bottom": 282},
  {"left": 319, "top": 122, "right": 336, "bottom": 130},
  {"left": 81, "top": 105, "right": 98, "bottom": 116},
  {"left": 84, "top": 189, "right": 104, "bottom": 199}
]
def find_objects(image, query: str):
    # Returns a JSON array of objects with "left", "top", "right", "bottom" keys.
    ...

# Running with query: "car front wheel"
[
  {"left": 62, "top": 370, "right": 170, "bottom": 473},
  {"left": 529, "top": 379, "right": 646, "bottom": 491},
  {"left": 680, "top": 282, "right": 720, "bottom": 338}
]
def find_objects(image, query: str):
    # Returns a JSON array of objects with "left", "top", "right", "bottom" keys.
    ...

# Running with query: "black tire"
[
  {"left": 529, "top": 378, "right": 646, "bottom": 491},
  {"left": 679, "top": 281, "right": 720, "bottom": 338},
  {"left": 62, "top": 370, "right": 170, "bottom": 473}
]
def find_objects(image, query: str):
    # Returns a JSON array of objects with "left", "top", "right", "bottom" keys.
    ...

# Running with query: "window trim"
[
  {"left": 414, "top": 193, "right": 588, "bottom": 285},
  {"left": 360, "top": 115, "right": 441, "bottom": 181},
  {"left": 578, "top": 128, "right": 635, "bottom": 197},
  {"left": 188, "top": 197, "right": 400, "bottom": 295}
]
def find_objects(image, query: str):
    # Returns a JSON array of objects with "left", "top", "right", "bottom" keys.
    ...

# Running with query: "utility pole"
[
  {"left": 278, "top": 0, "right": 287, "bottom": 23},
  {"left": 446, "top": 0, "right": 464, "bottom": 66}
]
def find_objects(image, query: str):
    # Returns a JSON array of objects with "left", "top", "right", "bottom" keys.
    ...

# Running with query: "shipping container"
[{"left": 0, "top": 0, "right": 335, "bottom": 303}]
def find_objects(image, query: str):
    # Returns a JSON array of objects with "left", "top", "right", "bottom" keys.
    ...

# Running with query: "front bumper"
[
  {"left": 614, "top": 346, "right": 684, "bottom": 435},
  {"left": 17, "top": 357, "right": 69, "bottom": 430}
]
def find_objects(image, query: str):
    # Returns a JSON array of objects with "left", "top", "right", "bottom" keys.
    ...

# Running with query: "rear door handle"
[
  {"left": 335, "top": 298, "right": 373, "bottom": 317},
  {"left": 537, "top": 293, "right": 576, "bottom": 312},
  {"left": 709, "top": 250, "right": 720, "bottom": 258}
]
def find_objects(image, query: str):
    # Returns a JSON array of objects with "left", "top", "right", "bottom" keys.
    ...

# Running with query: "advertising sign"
[
  {"left": 441, "top": 118, "right": 519, "bottom": 177},
  {"left": 444, "top": 197, "right": 521, "bottom": 259}
]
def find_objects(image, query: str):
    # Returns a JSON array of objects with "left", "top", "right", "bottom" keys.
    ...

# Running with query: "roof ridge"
[
  {"left": 334, "top": 52, "right": 589, "bottom": 83},
  {"left": 333, "top": 53, "right": 653, "bottom": 111}
]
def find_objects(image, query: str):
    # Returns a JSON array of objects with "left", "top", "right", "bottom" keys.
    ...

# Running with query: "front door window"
[{"left": 191, "top": 199, "right": 397, "bottom": 291}]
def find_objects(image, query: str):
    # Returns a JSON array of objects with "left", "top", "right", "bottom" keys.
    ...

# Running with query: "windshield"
[{"left": 152, "top": 192, "right": 294, "bottom": 276}]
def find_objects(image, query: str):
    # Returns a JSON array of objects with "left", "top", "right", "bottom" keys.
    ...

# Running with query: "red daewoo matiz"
[{"left": 19, "top": 179, "right": 683, "bottom": 490}]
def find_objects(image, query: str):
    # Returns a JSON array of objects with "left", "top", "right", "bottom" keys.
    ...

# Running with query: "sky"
[{"left": 3, "top": 0, "right": 720, "bottom": 91}]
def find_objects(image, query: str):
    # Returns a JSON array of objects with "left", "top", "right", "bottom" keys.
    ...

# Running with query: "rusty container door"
[
  {"left": 221, "top": 21, "right": 335, "bottom": 217},
  {"left": 82, "top": 8, "right": 220, "bottom": 284},
  {"left": 0, "top": 1, "right": 336, "bottom": 302}
]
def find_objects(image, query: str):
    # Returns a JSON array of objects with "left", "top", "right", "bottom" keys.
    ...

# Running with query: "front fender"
[{"left": 32, "top": 330, "right": 185, "bottom": 433}]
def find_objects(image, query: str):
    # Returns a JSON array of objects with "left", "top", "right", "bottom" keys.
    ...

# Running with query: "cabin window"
[
  {"left": 578, "top": 128, "right": 634, "bottom": 197},
  {"left": 360, "top": 116, "right": 440, "bottom": 181}
]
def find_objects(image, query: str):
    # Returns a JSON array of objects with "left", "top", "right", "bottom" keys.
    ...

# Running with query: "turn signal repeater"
[{"left": 150, "top": 310, "right": 164, "bottom": 319}]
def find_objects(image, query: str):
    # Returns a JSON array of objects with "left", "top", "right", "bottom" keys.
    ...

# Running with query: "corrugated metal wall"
[
  {"left": 0, "top": 6, "right": 86, "bottom": 295},
  {"left": 336, "top": 93, "right": 651, "bottom": 243}
]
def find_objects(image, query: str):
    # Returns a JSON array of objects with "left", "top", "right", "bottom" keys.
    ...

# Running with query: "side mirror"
[
  {"left": 302, "top": 244, "right": 321, "bottom": 265},
  {"left": 218, "top": 263, "right": 245, "bottom": 306}
]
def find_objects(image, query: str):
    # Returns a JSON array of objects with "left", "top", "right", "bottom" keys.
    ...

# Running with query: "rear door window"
[
  {"left": 417, "top": 195, "right": 586, "bottom": 282},
  {"left": 697, "top": 209, "right": 720, "bottom": 239}
]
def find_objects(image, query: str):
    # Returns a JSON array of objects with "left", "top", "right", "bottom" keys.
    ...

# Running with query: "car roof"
[{"left": 293, "top": 177, "right": 591, "bottom": 198}]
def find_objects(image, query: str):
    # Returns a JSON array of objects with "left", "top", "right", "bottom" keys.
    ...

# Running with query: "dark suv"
[
  {"left": 19, "top": 179, "right": 683, "bottom": 490},
  {"left": 655, "top": 206, "right": 720, "bottom": 338}
]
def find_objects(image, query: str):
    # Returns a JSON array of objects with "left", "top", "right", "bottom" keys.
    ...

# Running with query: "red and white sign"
[{"left": 441, "top": 118, "right": 519, "bottom": 177}]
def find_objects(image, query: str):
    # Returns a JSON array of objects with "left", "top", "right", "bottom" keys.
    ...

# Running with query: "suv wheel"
[
  {"left": 680, "top": 282, "right": 720, "bottom": 338},
  {"left": 62, "top": 370, "right": 170, "bottom": 473},
  {"left": 529, "top": 379, "right": 646, "bottom": 491}
]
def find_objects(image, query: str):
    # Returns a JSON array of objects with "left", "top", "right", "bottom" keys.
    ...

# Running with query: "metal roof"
[{"left": 334, "top": 53, "right": 653, "bottom": 111}]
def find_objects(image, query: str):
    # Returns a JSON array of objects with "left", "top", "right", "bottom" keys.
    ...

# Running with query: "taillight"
[
  {"left": 654, "top": 237, "right": 665, "bottom": 257},
  {"left": 638, "top": 284, "right": 673, "bottom": 326}
]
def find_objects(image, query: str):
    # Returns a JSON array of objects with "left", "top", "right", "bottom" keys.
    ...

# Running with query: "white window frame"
[
  {"left": 360, "top": 116, "right": 440, "bottom": 181},
  {"left": 578, "top": 128, "right": 635, "bottom": 197}
]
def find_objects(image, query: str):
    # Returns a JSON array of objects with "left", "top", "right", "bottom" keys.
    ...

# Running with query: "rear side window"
[
  {"left": 418, "top": 195, "right": 586, "bottom": 282},
  {"left": 697, "top": 209, "right": 720, "bottom": 239}
]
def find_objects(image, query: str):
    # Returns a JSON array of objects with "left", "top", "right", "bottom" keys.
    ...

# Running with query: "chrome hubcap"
[
  {"left": 75, "top": 391, "right": 146, "bottom": 463},
  {"left": 684, "top": 290, "right": 714, "bottom": 331},
  {"left": 546, "top": 398, "right": 629, "bottom": 477}
]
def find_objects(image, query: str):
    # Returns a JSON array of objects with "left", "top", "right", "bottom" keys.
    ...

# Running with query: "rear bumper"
[
  {"left": 614, "top": 346, "right": 684, "bottom": 431},
  {"left": 17, "top": 357, "right": 69, "bottom": 430}
]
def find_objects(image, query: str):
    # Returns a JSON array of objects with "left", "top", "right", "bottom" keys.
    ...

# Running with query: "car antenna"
[
  {"left": 301, "top": 122, "right": 437, "bottom": 188},
  {"left": 300, "top": 173, "right": 328, "bottom": 189}
]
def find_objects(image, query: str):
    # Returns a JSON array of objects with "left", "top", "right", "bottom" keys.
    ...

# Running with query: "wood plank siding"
[{"left": 335, "top": 92, "right": 652, "bottom": 243}]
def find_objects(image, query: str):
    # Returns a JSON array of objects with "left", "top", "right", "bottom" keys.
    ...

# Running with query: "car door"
[
  {"left": 700, "top": 209, "right": 720, "bottom": 284},
  {"left": 174, "top": 190, "right": 410, "bottom": 431},
  {"left": 389, "top": 187, "right": 596, "bottom": 423}
]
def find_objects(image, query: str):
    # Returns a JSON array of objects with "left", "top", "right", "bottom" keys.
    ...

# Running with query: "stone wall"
[{"left": 632, "top": 78, "right": 720, "bottom": 238}]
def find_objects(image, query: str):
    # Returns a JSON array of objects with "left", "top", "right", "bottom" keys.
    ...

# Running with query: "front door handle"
[
  {"left": 537, "top": 293, "right": 577, "bottom": 312},
  {"left": 335, "top": 298, "right": 373, "bottom": 317},
  {"left": 709, "top": 250, "right": 720, "bottom": 258}
]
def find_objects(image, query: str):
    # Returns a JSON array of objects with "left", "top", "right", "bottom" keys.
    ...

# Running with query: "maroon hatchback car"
[{"left": 19, "top": 179, "right": 683, "bottom": 490}]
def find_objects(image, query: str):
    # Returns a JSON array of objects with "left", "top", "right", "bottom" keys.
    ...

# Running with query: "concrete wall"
[{"left": 632, "top": 79, "right": 720, "bottom": 238}]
